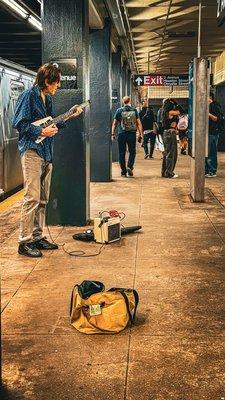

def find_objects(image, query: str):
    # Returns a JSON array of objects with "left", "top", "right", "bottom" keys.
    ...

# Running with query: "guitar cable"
[
  {"left": 45, "top": 209, "right": 125, "bottom": 257},
  {"left": 45, "top": 217, "right": 106, "bottom": 258}
]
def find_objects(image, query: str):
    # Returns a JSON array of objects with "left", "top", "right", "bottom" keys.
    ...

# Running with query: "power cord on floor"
[
  {"left": 61, "top": 243, "right": 105, "bottom": 257},
  {"left": 46, "top": 220, "right": 106, "bottom": 257},
  {"left": 45, "top": 209, "right": 125, "bottom": 258}
]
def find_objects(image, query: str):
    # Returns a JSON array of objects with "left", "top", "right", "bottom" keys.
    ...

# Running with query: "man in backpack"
[
  {"left": 205, "top": 92, "right": 223, "bottom": 177},
  {"left": 111, "top": 96, "right": 143, "bottom": 177}
]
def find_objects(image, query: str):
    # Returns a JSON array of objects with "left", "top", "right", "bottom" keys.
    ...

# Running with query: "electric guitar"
[{"left": 32, "top": 100, "right": 90, "bottom": 143}]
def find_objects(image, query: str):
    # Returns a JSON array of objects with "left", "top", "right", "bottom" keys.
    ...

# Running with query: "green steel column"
[
  {"left": 89, "top": 19, "right": 112, "bottom": 182},
  {"left": 111, "top": 48, "right": 122, "bottom": 163},
  {"left": 42, "top": 0, "right": 90, "bottom": 225}
]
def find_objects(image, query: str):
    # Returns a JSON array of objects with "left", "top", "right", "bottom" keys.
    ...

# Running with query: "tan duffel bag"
[{"left": 70, "top": 281, "right": 139, "bottom": 334}]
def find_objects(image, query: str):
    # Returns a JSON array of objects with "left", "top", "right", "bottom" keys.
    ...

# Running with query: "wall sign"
[
  {"left": 52, "top": 58, "right": 77, "bottom": 89},
  {"left": 217, "top": 0, "right": 225, "bottom": 26},
  {"left": 112, "top": 89, "right": 119, "bottom": 103},
  {"left": 134, "top": 74, "right": 189, "bottom": 87}
]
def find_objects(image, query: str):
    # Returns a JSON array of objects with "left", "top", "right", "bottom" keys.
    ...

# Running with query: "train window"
[
  {"left": 11, "top": 81, "right": 25, "bottom": 107},
  {"left": 3, "top": 81, "right": 25, "bottom": 140}
]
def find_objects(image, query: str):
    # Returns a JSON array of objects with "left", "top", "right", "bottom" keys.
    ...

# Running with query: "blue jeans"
[
  {"left": 205, "top": 134, "right": 219, "bottom": 174},
  {"left": 143, "top": 131, "right": 156, "bottom": 157},
  {"left": 117, "top": 132, "right": 136, "bottom": 174}
]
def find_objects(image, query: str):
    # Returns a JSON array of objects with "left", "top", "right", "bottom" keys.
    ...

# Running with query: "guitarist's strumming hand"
[{"left": 41, "top": 124, "right": 58, "bottom": 138}]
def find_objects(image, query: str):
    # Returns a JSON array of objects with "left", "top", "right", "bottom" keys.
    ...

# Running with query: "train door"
[{"left": 3, "top": 78, "right": 25, "bottom": 194}]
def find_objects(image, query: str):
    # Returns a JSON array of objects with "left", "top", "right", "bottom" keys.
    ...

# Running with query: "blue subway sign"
[{"left": 217, "top": 0, "right": 225, "bottom": 26}]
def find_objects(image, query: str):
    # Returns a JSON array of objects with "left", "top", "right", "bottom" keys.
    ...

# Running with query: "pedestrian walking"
[
  {"left": 140, "top": 107, "right": 156, "bottom": 159},
  {"left": 205, "top": 91, "right": 223, "bottom": 177},
  {"left": 111, "top": 96, "right": 143, "bottom": 177}
]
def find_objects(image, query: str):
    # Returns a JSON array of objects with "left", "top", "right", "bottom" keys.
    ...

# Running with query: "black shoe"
[
  {"left": 18, "top": 242, "right": 42, "bottom": 258},
  {"left": 127, "top": 167, "right": 134, "bottom": 177},
  {"left": 121, "top": 172, "right": 127, "bottom": 177},
  {"left": 34, "top": 238, "right": 58, "bottom": 250}
]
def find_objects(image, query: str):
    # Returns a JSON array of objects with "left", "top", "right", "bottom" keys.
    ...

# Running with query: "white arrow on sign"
[{"left": 135, "top": 77, "right": 143, "bottom": 85}]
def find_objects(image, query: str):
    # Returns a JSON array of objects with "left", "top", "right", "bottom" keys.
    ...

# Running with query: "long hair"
[
  {"left": 34, "top": 63, "right": 61, "bottom": 89},
  {"left": 161, "top": 98, "right": 177, "bottom": 128}
]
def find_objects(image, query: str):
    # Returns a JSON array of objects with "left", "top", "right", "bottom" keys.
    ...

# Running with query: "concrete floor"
[{"left": 1, "top": 147, "right": 225, "bottom": 400}]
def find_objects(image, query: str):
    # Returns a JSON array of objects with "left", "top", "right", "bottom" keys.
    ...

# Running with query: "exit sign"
[{"left": 134, "top": 74, "right": 189, "bottom": 87}]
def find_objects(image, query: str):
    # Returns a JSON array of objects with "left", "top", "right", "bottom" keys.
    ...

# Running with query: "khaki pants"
[{"left": 19, "top": 150, "right": 52, "bottom": 243}]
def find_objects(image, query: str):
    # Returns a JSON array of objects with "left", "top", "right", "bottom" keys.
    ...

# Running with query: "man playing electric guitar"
[{"left": 13, "top": 63, "right": 83, "bottom": 257}]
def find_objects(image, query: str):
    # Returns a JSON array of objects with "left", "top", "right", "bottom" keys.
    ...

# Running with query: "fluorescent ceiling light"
[
  {"left": 28, "top": 15, "right": 42, "bottom": 31},
  {"left": 1, "top": 0, "right": 28, "bottom": 18},
  {"left": 0, "top": 0, "right": 42, "bottom": 31}
]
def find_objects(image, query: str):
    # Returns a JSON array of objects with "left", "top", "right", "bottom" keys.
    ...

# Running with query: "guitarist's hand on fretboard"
[
  {"left": 41, "top": 124, "right": 58, "bottom": 138},
  {"left": 64, "top": 105, "right": 83, "bottom": 121}
]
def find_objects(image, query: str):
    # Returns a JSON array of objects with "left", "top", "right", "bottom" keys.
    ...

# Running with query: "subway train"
[{"left": 0, "top": 58, "right": 35, "bottom": 198}]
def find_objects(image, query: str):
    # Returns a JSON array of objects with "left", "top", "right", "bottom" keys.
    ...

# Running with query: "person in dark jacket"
[
  {"left": 141, "top": 107, "right": 156, "bottom": 159},
  {"left": 139, "top": 101, "right": 148, "bottom": 120},
  {"left": 205, "top": 92, "right": 222, "bottom": 177}
]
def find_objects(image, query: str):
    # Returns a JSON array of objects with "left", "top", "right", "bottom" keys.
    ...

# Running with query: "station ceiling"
[
  {"left": 124, "top": 0, "right": 225, "bottom": 74},
  {"left": 0, "top": 0, "right": 224, "bottom": 75}
]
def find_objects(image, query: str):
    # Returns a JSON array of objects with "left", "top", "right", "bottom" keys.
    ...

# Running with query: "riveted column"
[
  {"left": 42, "top": 0, "right": 90, "bottom": 225},
  {"left": 126, "top": 68, "right": 131, "bottom": 97},
  {"left": 190, "top": 58, "right": 209, "bottom": 202},
  {"left": 89, "top": 19, "right": 112, "bottom": 182},
  {"left": 111, "top": 48, "right": 122, "bottom": 162},
  {"left": 122, "top": 60, "right": 127, "bottom": 97}
]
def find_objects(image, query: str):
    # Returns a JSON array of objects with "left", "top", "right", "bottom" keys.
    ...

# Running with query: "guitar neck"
[{"left": 46, "top": 101, "right": 90, "bottom": 127}]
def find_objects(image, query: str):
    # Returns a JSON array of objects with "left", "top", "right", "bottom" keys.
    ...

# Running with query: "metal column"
[
  {"left": 126, "top": 69, "right": 131, "bottom": 97},
  {"left": 190, "top": 58, "right": 209, "bottom": 202},
  {"left": 111, "top": 48, "right": 122, "bottom": 162},
  {"left": 122, "top": 61, "right": 127, "bottom": 97},
  {"left": 42, "top": 0, "right": 90, "bottom": 226},
  {"left": 89, "top": 19, "right": 112, "bottom": 182}
]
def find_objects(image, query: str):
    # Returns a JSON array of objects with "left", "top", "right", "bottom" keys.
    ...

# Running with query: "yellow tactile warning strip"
[{"left": 0, "top": 190, "right": 24, "bottom": 213}]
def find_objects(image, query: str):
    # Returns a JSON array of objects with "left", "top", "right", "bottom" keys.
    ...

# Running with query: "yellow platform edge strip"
[{"left": 0, "top": 190, "right": 24, "bottom": 213}]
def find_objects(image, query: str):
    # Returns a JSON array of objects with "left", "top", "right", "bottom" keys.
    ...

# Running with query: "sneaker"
[
  {"left": 205, "top": 173, "right": 216, "bottom": 178},
  {"left": 144, "top": 154, "right": 149, "bottom": 159},
  {"left": 121, "top": 172, "right": 127, "bottom": 177},
  {"left": 18, "top": 242, "right": 42, "bottom": 258},
  {"left": 127, "top": 167, "right": 134, "bottom": 177},
  {"left": 149, "top": 156, "right": 154, "bottom": 159},
  {"left": 181, "top": 149, "right": 186, "bottom": 155},
  {"left": 171, "top": 174, "right": 179, "bottom": 179},
  {"left": 34, "top": 238, "right": 58, "bottom": 250}
]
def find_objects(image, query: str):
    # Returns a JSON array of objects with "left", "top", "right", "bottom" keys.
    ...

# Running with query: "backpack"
[
  {"left": 70, "top": 280, "right": 139, "bottom": 334},
  {"left": 177, "top": 114, "right": 188, "bottom": 131},
  {"left": 121, "top": 108, "right": 137, "bottom": 131}
]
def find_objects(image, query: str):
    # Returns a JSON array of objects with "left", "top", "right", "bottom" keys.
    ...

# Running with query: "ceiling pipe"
[
  {"left": 104, "top": 0, "right": 136, "bottom": 73},
  {"left": 121, "top": 0, "right": 138, "bottom": 73},
  {"left": 155, "top": 0, "right": 173, "bottom": 72}
]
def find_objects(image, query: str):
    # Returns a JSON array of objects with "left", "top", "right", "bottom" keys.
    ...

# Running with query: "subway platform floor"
[{"left": 1, "top": 148, "right": 225, "bottom": 400}]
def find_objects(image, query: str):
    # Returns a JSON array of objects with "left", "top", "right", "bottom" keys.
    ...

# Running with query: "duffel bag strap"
[
  {"left": 70, "top": 284, "right": 79, "bottom": 316},
  {"left": 108, "top": 288, "right": 139, "bottom": 324}
]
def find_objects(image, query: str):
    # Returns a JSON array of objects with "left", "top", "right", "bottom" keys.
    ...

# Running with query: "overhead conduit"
[{"left": 104, "top": 0, "right": 136, "bottom": 73}]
